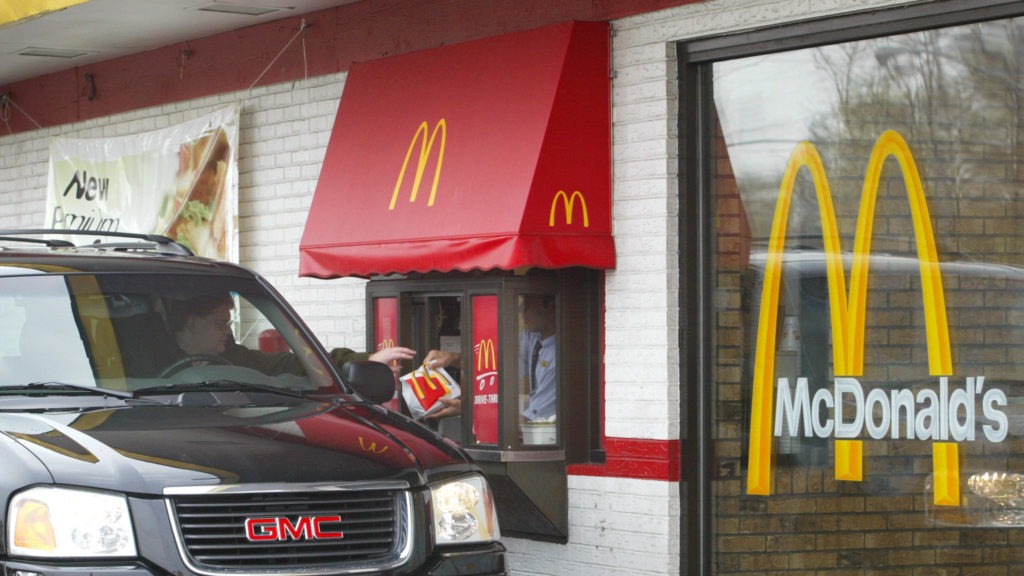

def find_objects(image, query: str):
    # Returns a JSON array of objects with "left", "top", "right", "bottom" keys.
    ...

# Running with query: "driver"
[
  {"left": 171, "top": 293, "right": 233, "bottom": 357},
  {"left": 164, "top": 293, "right": 415, "bottom": 377}
]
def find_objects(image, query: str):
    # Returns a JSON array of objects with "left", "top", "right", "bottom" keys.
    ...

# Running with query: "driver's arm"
[
  {"left": 221, "top": 341, "right": 370, "bottom": 375},
  {"left": 220, "top": 340, "right": 299, "bottom": 374}
]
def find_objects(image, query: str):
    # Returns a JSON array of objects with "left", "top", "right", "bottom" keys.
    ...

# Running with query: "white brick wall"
[
  {"left": 543, "top": 1, "right": 926, "bottom": 575},
  {"left": 505, "top": 476, "right": 681, "bottom": 575},
  {"left": 232, "top": 74, "right": 374, "bottom": 353},
  {"left": 0, "top": 1, "right": 929, "bottom": 574},
  {"left": 0, "top": 74, "right": 373, "bottom": 353}
]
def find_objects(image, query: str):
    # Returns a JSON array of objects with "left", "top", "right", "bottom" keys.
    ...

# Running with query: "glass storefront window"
[{"left": 707, "top": 12, "right": 1024, "bottom": 573}]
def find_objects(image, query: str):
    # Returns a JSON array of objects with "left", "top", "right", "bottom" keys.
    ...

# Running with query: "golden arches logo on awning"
[
  {"left": 476, "top": 338, "right": 497, "bottom": 371},
  {"left": 549, "top": 190, "right": 590, "bottom": 227},
  {"left": 390, "top": 119, "right": 446, "bottom": 210},
  {"left": 747, "top": 130, "right": 958, "bottom": 504}
]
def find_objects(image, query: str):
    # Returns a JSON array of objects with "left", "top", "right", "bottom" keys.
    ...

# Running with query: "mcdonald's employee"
[
  {"left": 165, "top": 293, "right": 416, "bottom": 376},
  {"left": 518, "top": 295, "right": 556, "bottom": 422},
  {"left": 421, "top": 295, "right": 557, "bottom": 422}
]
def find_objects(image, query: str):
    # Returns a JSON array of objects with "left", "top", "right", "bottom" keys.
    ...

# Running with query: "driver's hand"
[{"left": 369, "top": 346, "right": 416, "bottom": 375}]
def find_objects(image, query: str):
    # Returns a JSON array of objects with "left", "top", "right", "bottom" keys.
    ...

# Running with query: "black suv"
[{"left": 0, "top": 230, "right": 506, "bottom": 576}]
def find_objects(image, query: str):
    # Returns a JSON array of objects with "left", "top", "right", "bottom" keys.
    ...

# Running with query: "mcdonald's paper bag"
[{"left": 400, "top": 365, "right": 461, "bottom": 419}]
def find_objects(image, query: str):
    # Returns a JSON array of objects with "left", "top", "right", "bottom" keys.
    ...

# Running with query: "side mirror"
[{"left": 340, "top": 360, "right": 396, "bottom": 404}]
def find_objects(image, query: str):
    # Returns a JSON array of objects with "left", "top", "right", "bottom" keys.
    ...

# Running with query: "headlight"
[
  {"left": 430, "top": 475, "right": 501, "bottom": 545},
  {"left": 7, "top": 486, "right": 137, "bottom": 558}
]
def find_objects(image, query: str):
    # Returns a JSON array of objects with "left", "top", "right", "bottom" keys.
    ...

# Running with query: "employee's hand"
[
  {"left": 425, "top": 396, "right": 462, "bottom": 419},
  {"left": 369, "top": 346, "right": 417, "bottom": 375},
  {"left": 424, "top": 349, "right": 461, "bottom": 369}
]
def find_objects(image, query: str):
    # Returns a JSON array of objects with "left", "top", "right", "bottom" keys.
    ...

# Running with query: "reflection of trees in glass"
[
  {"left": 959, "top": 21, "right": 1024, "bottom": 179},
  {"left": 810, "top": 21, "right": 1024, "bottom": 260}
]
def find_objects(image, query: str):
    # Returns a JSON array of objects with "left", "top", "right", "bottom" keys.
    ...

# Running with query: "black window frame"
[
  {"left": 676, "top": 1, "right": 1024, "bottom": 574},
  {"left": 365, "top": 268, "right": 605, "bottom": 542}
]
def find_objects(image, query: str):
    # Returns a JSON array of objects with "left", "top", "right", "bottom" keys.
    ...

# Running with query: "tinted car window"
[{"left": 0, "top": 271, "right": 337, "bottom": 394}]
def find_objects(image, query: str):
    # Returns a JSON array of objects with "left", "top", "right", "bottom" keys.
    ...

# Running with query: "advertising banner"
[
  {"left": 46, "top": 105, "right": 239, "bottom": 262},
  {"left": 373, "top": 297, "right": 400, "bottom": 410},
  {"left": 472, "top": 295, "right": 499, "bottom": 444}
]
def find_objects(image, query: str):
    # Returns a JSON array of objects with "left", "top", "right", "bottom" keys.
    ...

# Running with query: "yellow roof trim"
[{"left": 0, "top": 0, "right": 90, "bottom": 29}]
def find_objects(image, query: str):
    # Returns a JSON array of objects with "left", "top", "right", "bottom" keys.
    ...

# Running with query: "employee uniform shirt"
[{"left": 520, "top": 331, "right": 556, "bottom": 421}]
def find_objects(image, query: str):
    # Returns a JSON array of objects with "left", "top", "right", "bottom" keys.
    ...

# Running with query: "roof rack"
[
  {"left": 0, "top": 235, "right": 74, "bottom": 247},
  {"left": 0, "top": 229, "right": 194, "bottom": 257}
]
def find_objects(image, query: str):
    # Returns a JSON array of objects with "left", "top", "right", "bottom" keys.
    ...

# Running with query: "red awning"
[{"left": 299, "top": 21, "right": 613, "bottom": 278}]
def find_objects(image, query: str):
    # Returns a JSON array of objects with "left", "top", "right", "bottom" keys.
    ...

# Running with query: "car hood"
[{"left": 0, "top": 397, "right": 467, "bottom": 494}]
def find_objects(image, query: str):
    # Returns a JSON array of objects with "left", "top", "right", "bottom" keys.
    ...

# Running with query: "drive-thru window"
[
  {"left": 366, "top": 268, "right": 604, "bottom": 541},
  {"left": 297, "top": 22, "right": 613, "bottom": 542}
]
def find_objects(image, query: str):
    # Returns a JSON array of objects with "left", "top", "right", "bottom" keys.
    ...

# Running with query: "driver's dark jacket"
[
  {"left": 220, "top": 341, "right": 369, "bottom": 375},
  {"left": 144, "top": 340, "right": 369, "bottom": 377}
]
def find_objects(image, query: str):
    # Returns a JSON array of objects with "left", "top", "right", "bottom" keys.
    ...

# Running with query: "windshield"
[{"left": 0, "top": 272, "right": 340, "bottom": 396}]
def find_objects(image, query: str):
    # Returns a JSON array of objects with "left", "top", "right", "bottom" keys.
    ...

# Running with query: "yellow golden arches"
[
  {"left": 748, "top": 141, "right": 843, "bottom": 496},
  {"left": 933, "top": 442, "right": 960, "bottom": 506},
  {"left": 746, "top": 130, "right": 955, "bottom": 499},
  {"left": 549, "top": 190, "right": 590, "bottom": 227},
  {"left": 358, "top": 437, "right": 390, "bottom": 455},
  {"left": 850, "top": 129, "right": 951, "bottom": 377},
  {"left": 476, "top": 338, "right": 497, "bottom": 371},
  {"left": 390, "top": 119, "right": 446, "bottom": 210}
]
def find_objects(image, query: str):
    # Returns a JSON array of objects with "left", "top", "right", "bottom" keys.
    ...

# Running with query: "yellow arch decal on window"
[{"left": 747, "top": 130, "right": 954, "bottom": 503}]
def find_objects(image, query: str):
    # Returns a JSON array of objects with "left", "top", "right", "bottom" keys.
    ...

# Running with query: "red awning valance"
[{"left": 299, "top": 21, "right": 613, "bottom": 279}]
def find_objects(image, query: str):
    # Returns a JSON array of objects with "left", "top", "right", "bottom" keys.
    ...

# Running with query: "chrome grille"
[{"left": 168, "top": 489, "right": 407, "bottom": 571}]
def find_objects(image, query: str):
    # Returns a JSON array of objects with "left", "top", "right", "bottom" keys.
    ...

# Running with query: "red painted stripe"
[{"left": 568, "top": 437, "right": 681, "bottom": 482}]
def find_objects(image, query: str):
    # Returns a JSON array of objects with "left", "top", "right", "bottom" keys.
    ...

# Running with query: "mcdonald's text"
[
  {"left": 747, "top": 130, "right": 1004, "bottom": 504},
  {"left": 775, "top": 376, "right": 1007, "bottom": 443}
]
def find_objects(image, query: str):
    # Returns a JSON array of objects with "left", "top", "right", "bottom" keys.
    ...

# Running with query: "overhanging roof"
[{"left": 299, "top": 21, "right": 613, "bottom": 278}]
